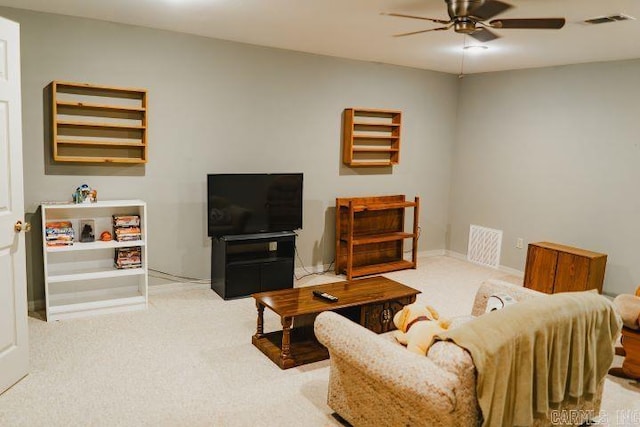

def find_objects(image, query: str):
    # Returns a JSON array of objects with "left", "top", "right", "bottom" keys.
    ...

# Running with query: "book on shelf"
[
  {"left": 46, "top": 220, "right": 73, "bottom": 229},
  {"left": 45, "top": 220, "right": 74, "bottom": 246},
  {"left": 114, "top": 227, "right": 141, "bottom": 241},
  {"left": 113, "top": 215, "right": 142, "bottom": 242},
  {"left": 114, "top": 246, "right": 142, "bottom": 269},
  {"left": 46, "top": 239, "right": 74, "bottom": 247},
  {"left": 113, "top": 215, "right": 140, "bottom": 227},
  {"left": 45, "top": 230, "right": 74, "bottom": 240}
]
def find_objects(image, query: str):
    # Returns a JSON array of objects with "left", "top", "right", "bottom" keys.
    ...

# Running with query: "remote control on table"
[{"left": 313, "top": 290, "right": 339, "bottom": 302}]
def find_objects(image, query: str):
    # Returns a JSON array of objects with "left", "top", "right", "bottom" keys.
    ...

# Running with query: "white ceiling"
[{"left": 0, "top": 0, "right": 639, "bottom": 74}]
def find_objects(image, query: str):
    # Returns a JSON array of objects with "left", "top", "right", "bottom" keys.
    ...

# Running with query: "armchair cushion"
[{"left": 613, "top": 293, "right": 640, "bottom": 330}]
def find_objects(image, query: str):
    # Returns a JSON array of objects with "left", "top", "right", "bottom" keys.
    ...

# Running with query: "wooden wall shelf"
[
  {"left": 51, "top": 81, "right": 148, "bottom": 164},
  {"left": 335, "top": 195, "right": 419, "bottom": 280},
  {"left": 343, "top": 108, "right": 402, "bottom": 167}
]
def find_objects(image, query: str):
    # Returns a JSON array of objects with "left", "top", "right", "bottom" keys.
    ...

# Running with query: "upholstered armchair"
[
  {"left": 609, "top": 285, "right": 640, "bottom": 380},
  {"left": 314, "top": 280, "right": 615, "bottom": 427}
]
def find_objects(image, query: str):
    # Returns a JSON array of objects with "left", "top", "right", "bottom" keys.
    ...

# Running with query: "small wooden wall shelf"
[
  {"left": 335, "top": 195, "right": 419, "bottom": 280},
  {"left": 51, "top": 81, "right": 148, "bottom": 164},
  {"left": 343, "top": 108, "right": 402, "bottom": 167}
]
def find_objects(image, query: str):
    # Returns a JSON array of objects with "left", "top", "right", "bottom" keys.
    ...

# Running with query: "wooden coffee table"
[{"left": 252, "top": 276, "right": 420, "bottom": 369}]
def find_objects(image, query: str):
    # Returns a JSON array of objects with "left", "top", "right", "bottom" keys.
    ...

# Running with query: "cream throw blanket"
[{"left": 436, "top": 291, "right": 621, "bottom": 427}]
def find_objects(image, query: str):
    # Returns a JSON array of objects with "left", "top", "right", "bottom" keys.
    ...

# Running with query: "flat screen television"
[{"left": 207, "top": 173, "right": 303, "bottom": 237}]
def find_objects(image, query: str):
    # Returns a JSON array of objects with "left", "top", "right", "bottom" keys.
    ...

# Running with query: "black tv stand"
[{"left": 211, "top": 231, "right": 296, "bottom": 300}]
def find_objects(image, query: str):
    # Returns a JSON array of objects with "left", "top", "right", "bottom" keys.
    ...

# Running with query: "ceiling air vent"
[{"left": 584, "top": 14, "right": 635, "bottom": 24}]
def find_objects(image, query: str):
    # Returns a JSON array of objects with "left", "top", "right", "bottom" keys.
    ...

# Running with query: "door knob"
[{"left": 14, "top": 220, "right": 31, "bottom": 233}]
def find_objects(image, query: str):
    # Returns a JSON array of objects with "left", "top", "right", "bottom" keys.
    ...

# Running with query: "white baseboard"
[
  {"left": 295, "top": 252, "right": 447, "bottom": 277},
  {"left": 295, "top": 263, "right": 335, "bottom": 278},
  {"left": 417, "top": 249, "right": 447, "bottom": 258},
  {"left": 444, "top": 250, "right": 524, "bottom": 277},
  {"left": 27, "top": 285, "right": 211, "bottom": 311},
  {"left": 28, "top": 250, "right": 503, "bottom": 309},
  {"left": 148, "top": 281, "right": 210, "bottom": 295},
  {"left": 291, "top": 249, "right": 523, "bottom": 278},
  {"left": 145, "top": 249, "right": 522, "bottom": 296},
  {"left": 444, "top": 249, "right": 465, "bottom": 260},
  {"left": 496, "top": 264, "right": 525, "bottom": 277},
  {"left": 29, "top": 299, "right": 45, "bottom": 312}
]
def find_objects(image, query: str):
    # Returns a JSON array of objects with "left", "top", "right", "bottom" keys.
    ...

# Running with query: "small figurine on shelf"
[
  {"left": 79, "top": 219, "right": 95, "bottom": 242},
  {"left": 73, "top": 184, "right": 97, "bottom": 204},
  {"left": 99, "top": 231, "right": 113, "bottom": 241}
]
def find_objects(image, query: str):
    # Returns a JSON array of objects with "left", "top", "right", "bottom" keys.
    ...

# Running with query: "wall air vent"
[
  {"left": 467, "top": 225, "right": 503, "bottom": 268},
  {"left": 584, "top": 14, "right": 635, "bottom": 24}
]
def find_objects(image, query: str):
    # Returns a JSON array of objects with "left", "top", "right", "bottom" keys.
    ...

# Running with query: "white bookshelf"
[{"left": 41, "top": 200, "right": 148, "bottom": 321}]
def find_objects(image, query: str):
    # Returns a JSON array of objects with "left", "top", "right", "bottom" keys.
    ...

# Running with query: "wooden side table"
[{"left": 524, "top": 242, "right": 607, "bottom": 294}]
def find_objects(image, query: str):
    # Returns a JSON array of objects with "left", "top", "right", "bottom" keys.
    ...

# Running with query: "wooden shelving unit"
[
  {"left": 41, "top": 200, "right": 148, "bottom": 321},
  {"left": 335, "top": 195, "right": 419, "bottom": 280},
  {"left": 343, "top": 108, "right": 402, "bottom": 167},
  {"left": 51, "top": 81, "right": 148, "bottom": 163}
]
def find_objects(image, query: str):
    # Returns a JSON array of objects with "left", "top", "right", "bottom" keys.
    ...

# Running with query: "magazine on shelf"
[
  {"left": 114, "top": 246, "right": 142, "bottom": 269},
  {"left": 113, "top": 215, "right": 140, "bottom": 227},
  {"left": 45, "top": 221, "right": 75, "bottom": 246},
  {"left": 114, "top": 226, "right": 142, "bottom": 242},
  {"left": 113, "top": 215, "right": 142, "bottom": 242}
]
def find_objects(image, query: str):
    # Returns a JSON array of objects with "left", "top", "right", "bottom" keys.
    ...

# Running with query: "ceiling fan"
[{"left": 383, "top": 0, "right": 566, "bottom": 42}]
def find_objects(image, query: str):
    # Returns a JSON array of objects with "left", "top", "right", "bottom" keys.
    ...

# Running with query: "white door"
[{"left": 0, "top": 16, "right": 28, "bottom": 395}]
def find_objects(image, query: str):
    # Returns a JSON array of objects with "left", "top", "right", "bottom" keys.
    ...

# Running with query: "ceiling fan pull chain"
[{"left": 459, "top": 35, "right": 467, "bottom": 79}]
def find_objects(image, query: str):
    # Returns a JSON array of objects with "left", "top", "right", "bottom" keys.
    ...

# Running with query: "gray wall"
[
  {"left": 11, "top": 6, "right": 637, "bottom": 301},
  {"left": 449, "top": 60, "right": 640, "bottom": 296},
  {"left": 0, "top": 7, "right": 459, "bottom": 303}
]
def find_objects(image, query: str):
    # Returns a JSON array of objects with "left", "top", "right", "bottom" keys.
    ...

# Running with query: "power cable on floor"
[
  {"left": 149, "top": 268, "right": 210, "bottom": 283},
  {"left": 294, "top": 245, "right": 335, "bottom": 280}
]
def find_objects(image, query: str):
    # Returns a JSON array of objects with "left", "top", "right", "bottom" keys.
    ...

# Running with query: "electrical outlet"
[
  {"left": 269, "top": 242, "right": 277, "bottom": 251},
  {"left": 516, "top": 238, "right": 524, "bottom": 249}
]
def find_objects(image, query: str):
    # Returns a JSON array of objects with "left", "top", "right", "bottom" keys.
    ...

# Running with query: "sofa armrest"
[
  {"left": 314, "top": 311, "right": 459, "bottom": 411},
  {"left": 471, "top": 279, "right": 542, "bottom": 316}
]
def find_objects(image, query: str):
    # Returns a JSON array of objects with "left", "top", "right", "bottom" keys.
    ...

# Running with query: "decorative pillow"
[
  {"left": 613, "top": 293, "right": 640, "bottom": 330},
  {"left": 485, "top": 293, "right": 517, "bottom": 313}
]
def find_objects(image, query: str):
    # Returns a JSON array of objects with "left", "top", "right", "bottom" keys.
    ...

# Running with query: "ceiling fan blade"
[
  {"left": 469, "top": 27, "right": 500, "bottom": 42},
  {"left": 393, "top": 25, "right": 452, "bottom": 37},
  {"left": 490, "top": 18, "right": 566, "bottom": 29},
  {"left": 470, "top": 0, "right": 513, "bottom": 21},
  {"left": 382, "top": 12, "right": 451, "bottom": 25}
]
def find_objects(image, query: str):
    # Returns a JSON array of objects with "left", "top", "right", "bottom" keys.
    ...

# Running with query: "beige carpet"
[{"left": 1, "top": 256, "right": 638, "bottom": 426}]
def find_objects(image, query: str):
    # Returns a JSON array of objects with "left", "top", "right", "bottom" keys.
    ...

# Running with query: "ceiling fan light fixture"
[
  {"left": 454, "top": 18, "right": 477, "bottom": 34},
  {"left": 463, "top": 45, "right": 488, "bottom": 52}
]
